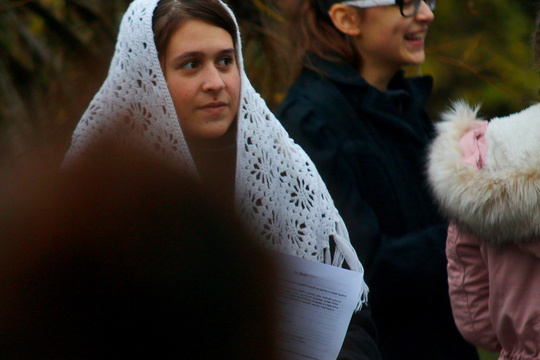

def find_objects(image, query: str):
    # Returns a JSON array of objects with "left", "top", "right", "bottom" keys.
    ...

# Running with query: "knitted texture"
[{"left": 64, "top": 0, "right": 367, "bottom": 305}]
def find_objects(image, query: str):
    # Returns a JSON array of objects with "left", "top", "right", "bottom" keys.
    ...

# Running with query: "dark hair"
[
  {"left": 284, "top": 0, "right": 359, "bottom": 69},
  {"left": 152, "top": 0, "right": 238, "bottom": 59}
]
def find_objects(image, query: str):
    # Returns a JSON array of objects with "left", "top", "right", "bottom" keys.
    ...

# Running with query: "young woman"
[
  {"left": 64, "top": 0, "right": 377, "bottom": 358},
  {"left": 427, "top": 8, "right": 540, "bottom": 360},
  {"left": 276, "top": 1, "right": 479, "bottom": 359}
]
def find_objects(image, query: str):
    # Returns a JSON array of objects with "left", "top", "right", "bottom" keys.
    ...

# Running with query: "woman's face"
[
  {"left": 356, "top": 1, "right": 434, "bottom": 75},
  {"left": 162, "top": 19, "right": 240, "bottom": 141}
]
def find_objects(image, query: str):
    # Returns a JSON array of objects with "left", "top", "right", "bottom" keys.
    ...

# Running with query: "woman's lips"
[{"left": 199, "top": 101, "right": 228, "bottom": 115}]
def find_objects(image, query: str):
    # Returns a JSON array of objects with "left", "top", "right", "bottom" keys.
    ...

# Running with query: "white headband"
[{"left": 341, "top": 0, "right": 395, "bottom": 8}]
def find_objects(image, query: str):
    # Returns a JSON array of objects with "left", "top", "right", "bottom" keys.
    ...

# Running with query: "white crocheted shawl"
[{"left": 64, "top": 0, "right": 367, "bottom": 306}]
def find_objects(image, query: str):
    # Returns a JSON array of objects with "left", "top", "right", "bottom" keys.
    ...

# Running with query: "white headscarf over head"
[{"left": 64, "top": 0, "right": 367, "bottom": 307}]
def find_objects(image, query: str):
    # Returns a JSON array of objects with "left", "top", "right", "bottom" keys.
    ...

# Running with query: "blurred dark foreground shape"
[{"left": 0, "top": 140, "right": 278, "bottom": 359}]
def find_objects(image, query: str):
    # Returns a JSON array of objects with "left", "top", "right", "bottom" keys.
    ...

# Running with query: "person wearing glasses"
[{"left": 276, "top": 1, "right": 479, "bottom": 359}]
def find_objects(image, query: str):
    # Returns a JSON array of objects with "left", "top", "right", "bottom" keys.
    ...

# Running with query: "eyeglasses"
[{"left": 341, "top": 0, "right": 437, "bottom": 18}]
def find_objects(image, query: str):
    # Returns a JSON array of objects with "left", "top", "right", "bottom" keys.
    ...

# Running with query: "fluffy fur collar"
[{"left": 427, "top": 101, "right": 540, "bottom": 246}]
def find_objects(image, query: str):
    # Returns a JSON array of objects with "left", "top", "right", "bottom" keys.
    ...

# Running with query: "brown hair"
[
  {"left": 152, "top": 0, "right": 238, "bottom": 59},
  {"left": 283, "top": 0, "right": 359, "bottom": 69}
]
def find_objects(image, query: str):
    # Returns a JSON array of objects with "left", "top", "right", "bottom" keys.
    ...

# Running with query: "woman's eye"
[
  {"left": 181, "top": 61, "right": 199, "bottom": 70},
  {"left": 217, "top": 57, "right": 234, "bottom": 67}
]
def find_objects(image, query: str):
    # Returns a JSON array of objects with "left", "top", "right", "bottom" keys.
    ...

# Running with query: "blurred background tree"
[
  {"left": 0, "top": 0, "right": 132, "bottom": 159},
  {"left": 1, "top": 0, "right": 538, "bottom": 166},
  {"left": 423, "top": 0, "right": 538, "bottom": 118}
]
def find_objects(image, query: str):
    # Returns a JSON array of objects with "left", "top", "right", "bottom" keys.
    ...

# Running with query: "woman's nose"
[{"left": 202, "top": 65, "right": 226, "bottom": 93}]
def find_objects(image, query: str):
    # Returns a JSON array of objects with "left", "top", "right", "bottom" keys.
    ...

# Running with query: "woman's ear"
[{"left": 329, "top": 4, "right": 362, "bottom": 36}]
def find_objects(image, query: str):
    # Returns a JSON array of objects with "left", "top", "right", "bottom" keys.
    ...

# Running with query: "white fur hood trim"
[{"left": 427, "top": 101, "right": 540, "bottom": 246}]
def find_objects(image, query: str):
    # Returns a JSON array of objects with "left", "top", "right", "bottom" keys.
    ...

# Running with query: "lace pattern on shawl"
[
  {"left": 237, "top": 76, "right": 345, "bottom": 262},
  {"left": 64, "top": 0, "right": 367, "bottom": 306},
  {"left": 66, "top": 3, "right": 194, "bottom": 173}
]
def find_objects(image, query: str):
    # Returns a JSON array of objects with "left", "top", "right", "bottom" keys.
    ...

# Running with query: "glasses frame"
[{"left": 396, "top": 0, "right": 437, "bottom": 18}]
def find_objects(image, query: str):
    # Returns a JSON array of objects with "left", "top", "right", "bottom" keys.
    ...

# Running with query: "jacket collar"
[
  {"left": 305, "top": 54, "right": 432, "bottom": 98},
  {"left": 304, "top": 54, "right": 366, "bottom": 87},
  {"left": 304, "top": 54, "right": 433, "bottom": 143}
]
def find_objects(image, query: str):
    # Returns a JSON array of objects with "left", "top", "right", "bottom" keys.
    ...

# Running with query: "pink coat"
[{"left": 427, "top": 101, "right": 540, "bottom": 360}]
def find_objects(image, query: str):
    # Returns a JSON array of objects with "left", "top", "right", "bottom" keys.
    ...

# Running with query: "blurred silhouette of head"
[{"left": 0, "top": 140, "right": 277, "bottom": 359}]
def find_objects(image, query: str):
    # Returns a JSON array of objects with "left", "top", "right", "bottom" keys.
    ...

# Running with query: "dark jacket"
[{"left": 276, "top": 56, "right": 479, "bottom": 360}]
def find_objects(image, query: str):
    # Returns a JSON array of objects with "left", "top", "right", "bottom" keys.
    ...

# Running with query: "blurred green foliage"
[
  {"left": 478, "top": 348, "right": 499, "bottom": 360},
  {"left": 1, "top": 0, "right": 538, "bottom": 156},
  {"left": 0, "top": 0, "right": 132, "bottom": 157},
  {"left": 421, "top": 0, "right": 539, "bottom": 119}
]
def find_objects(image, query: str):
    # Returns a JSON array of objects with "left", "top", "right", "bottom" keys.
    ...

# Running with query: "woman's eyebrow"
[
  {"left": 219, "top": 48, "right": 235, "bottom": 56},
  {"left": 171, "top": 48, "right": 235, "bottom": 64},
  {"left": 171, "top": 51, "right": 203, "bottom": 64}
]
